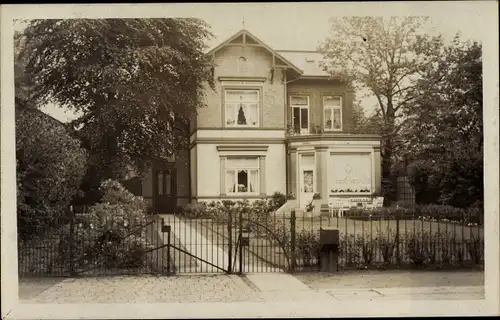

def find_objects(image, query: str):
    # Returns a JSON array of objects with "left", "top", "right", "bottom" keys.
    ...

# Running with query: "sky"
[{"left": 12, "top": 2, "right": 487, "bottom": 123}]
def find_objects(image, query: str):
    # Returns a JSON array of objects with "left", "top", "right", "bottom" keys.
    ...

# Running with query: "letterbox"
[
  {"left": 319, "top": 227, "right": 340, "bottom": 273},
  {"left": 240, "top": 227, "right": 251, "bottom": 247}
]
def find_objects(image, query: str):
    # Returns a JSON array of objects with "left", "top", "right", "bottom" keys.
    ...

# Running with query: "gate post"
[
  {"left": 227, "top": 210, "right": 233, "bottom": 273},
  {"left": 238, "top": 208, "right": 243, "bottom": 274},
  {"left": 68, "top": 206, "right": 77, "bottom": 276},
  {"left": 290, "top": 210, "right": 297, "bottom": 272}
]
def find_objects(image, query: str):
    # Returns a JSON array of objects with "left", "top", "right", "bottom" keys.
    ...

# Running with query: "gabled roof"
[{"left": 207, "top": 29, "right": 304, "bottom": 76}]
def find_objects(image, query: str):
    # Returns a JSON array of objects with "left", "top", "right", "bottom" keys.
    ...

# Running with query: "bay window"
[
  {"left": 225, "top": 157, "right": 260, "bottom": 194},
  {"left": 225, "top": 89, "right": 260, "bottom": 127},
  {"left": 323, "top": 96, "right": 342, "bottom": 131}
]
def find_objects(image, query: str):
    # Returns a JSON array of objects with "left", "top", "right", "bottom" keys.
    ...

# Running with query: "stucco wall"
[
  {"left": 289, "top": 138, "right": 381, "bottom": 207},
  {"left": 287, "top": 79, "right": 354, "bottom": 132},
  {"left": 194, "top": 141, "right": 286, "bottom": 200},
  {"left": 190, "top": 145, "right": 198, "bottom": 200},
  {"left": 197, "top": 45, "right": 286, "bottom": 129}
]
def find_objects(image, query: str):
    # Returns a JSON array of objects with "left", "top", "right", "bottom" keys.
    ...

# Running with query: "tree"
[
  {"left": 350, "top": 101, "right": 383, "bottom": 135},
  {"left": 16, "top": 104, "right": 88, "bottom": 239},
  {"left": 319, "top": 17, "right": 443, "bottom": 200},
  {"left": 18, "top": 19, "right": 215, "bottom": 184},
  {"left": 402, "top": 39, "right": 482, "bottom": 207}
]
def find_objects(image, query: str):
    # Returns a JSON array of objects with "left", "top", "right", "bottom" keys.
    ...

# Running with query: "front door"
[
  {"left": 153, "top": 167, "right": 176, "bottom": 213},
  {"left": 299, "top": 167, "right": 315, "bottom": 209}
]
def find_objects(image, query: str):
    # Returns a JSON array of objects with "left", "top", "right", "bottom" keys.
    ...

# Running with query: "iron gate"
[{"left": 152, "top": 210, "right": 292, "bottom": 274}]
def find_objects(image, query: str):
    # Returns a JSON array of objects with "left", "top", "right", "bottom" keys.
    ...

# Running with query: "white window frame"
[
  {"left": 323, "top": 96, "right": 343, "bottom": 132},
  {"left": 224, "top": 89, "right": 260, "bottom": 128},
  {"left": 225, "top": 157, "right": 260, "bottom": 195},
  {"left": 290, "top": 95, "right": 310, "bottom": 134}
]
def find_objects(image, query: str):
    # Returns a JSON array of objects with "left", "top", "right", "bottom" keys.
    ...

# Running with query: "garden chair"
[
  {"left": 329, "top": 198, "right": 350, "bottom": 218},
  {"left": 338, "top": 198, "right": 352, "bottom": 218},
  {"left": 364, "top": 197, "right": 384, "bottom": 209}
]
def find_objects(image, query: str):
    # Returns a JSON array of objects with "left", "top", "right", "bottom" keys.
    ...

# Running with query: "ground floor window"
[
  {"left": 225, "top": 157, "right": 260, "bottom": 194},
  {"left": 330, "top": 153, "right": 372, "bottom": 194}
]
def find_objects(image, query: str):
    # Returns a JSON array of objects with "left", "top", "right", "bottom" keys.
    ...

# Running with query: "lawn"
[
  {"left": 293, "top": 215, "right": 484, "bottom": 240},
  {"left": 173, "top": 214, "right": 484, "bottom": 273}
]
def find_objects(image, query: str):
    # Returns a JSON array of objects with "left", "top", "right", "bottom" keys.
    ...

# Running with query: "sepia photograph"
[{"left": 1, "top": 2, "right": 499, "bottom": 318}]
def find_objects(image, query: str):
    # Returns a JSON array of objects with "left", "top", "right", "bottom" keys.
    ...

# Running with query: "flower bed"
[{"left": 343, "top": 204, "right": 483, "bottom": 225}]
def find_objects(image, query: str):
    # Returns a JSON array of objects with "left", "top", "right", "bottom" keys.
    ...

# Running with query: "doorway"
[
  {"left": 299, "top": 154, "right": 315, "bottom": 209},
  {"left": 153, "top": 166, "right": 177, "bottom": 213}
]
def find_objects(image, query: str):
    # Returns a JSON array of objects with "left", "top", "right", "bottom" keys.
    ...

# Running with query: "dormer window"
[{"left": 323, "top": 96, "right": 342, "bottom": 131}]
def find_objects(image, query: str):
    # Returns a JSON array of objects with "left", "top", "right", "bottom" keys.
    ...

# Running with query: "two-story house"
[{"left": 139, "top": 29, "right": 381, "bottom": 213}]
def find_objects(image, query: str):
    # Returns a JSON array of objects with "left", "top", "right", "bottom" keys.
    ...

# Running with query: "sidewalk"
[{"left": 19, "top": 270, "right": 484, "bottom": 303}]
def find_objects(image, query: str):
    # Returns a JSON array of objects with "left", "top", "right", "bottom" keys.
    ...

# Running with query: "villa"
[{"left": 139, "top": 29, "right": 382, "bottom": 213}]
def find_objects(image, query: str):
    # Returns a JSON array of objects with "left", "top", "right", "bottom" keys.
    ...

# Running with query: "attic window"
[{"left": 305, "top": 58, "right": 315, "bottom": 63}]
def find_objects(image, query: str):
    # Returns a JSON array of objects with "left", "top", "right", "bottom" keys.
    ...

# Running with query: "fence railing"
[
  {"left": 286, "top": 208, "right": 484, "bottom": 271},
  {"left": 18, "top": 205, "right": 484, "bottom": 277}
]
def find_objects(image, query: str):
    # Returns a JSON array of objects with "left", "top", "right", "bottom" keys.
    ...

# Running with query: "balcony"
[
  {"left": 286, "top": 123, "right": 336, "bottom": 137},
  {"left": 285, "top": 123, "right": 380, "bottom": 143}
]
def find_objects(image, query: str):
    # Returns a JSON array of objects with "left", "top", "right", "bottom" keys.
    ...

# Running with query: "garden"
[
  {"left": 18, "top": 180, "right": 167, "bottom": 277},
  {"left": 179, "top": 192, "right": 484, "bottom": 272}
]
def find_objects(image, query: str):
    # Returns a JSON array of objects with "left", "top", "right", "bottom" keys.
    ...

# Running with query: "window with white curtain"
[
  {"left": 225, "top": 89, "right": 259, "bottom": 127},
  {"left": 323, "top": 96, "right": 342, "bottom": 131},
  {"left": 225, "top": 157, "right": 259, "bottom": 194}
]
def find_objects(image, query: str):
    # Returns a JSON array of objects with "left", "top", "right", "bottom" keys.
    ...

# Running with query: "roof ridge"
[{"left": 276, "top": 49, "right": 320, "bottom": 53}]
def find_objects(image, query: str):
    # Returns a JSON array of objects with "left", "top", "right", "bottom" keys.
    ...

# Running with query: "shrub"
[
  {"left": 296, "top": 230, "right": 320, "bottom": 267},
  {"left": 405, "top": 231, "right": 434, "bottom": 267},
  {"left": 416, "top": 204, "right": 483, "bottom": 225},
  {"left": 16, "top": 107, "right": 88, "bottom": 240},
  {"left": 377, "top": 232, "right": 397, "bottom": 264},
  {"left": 466, "top": 235, "right": 483, "bottom": 265},
  {"left": 339, "top": 234, "right": 359, "bottom": 266},
  {"left": 57, "top": 180, "right": 152, "bottom": 272},
  {"left": 356, "top": 236, "right": 376, "bottom": 266},
  {"left": 182, "top": 202, "right": 208, "bottom": 219},
  {"left": 345, "top": 207, "right": 412, "bottom": 220},
  {"left": 269, "top": 191, "right": 287, "bottom": 211}
]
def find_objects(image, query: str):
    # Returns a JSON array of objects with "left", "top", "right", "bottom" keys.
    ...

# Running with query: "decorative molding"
[
  {"left": 218, "top": 76, "right": 267, "bottom": 82},
  {"left": 195, "top": 127, "right": 283, "bottom": 131},
  {"left": 219, "top": 156, "right": 226, "bottom": 196},
  {"left": 217, "top": 145, "right": 269, "bottom": 152},
  {"left": 191, "top": 138, "right": 283, "bottom": 148},
  {"left": 287, "top": 134, "right": 381, "bottom": 142},
  {"left": 314, "top": 146, "right": 329, "bottom": 151},
  {"left": 259, "top": 156, "right": 266, "bottom": 195},
  {"left": 193, "top": 195, "right": 270, "bottom": 200}
]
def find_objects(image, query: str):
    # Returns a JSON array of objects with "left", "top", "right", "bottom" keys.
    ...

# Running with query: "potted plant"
[{"left": 306, "top": 193, "right": 321, "bottom": 213}]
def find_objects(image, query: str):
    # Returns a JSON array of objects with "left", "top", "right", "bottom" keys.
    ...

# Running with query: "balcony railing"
[{"left": 286, "top": 123, "right": 334, "bottom": 137}]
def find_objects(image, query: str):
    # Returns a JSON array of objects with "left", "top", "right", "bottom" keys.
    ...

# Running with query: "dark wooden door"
[{"left": 153, "top": 167, "right": 176, "bottom": 213}]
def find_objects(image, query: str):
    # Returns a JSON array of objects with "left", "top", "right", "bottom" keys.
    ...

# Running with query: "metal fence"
[{"left": 18, "top": 205, "right": 484, "bottom": 277}]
